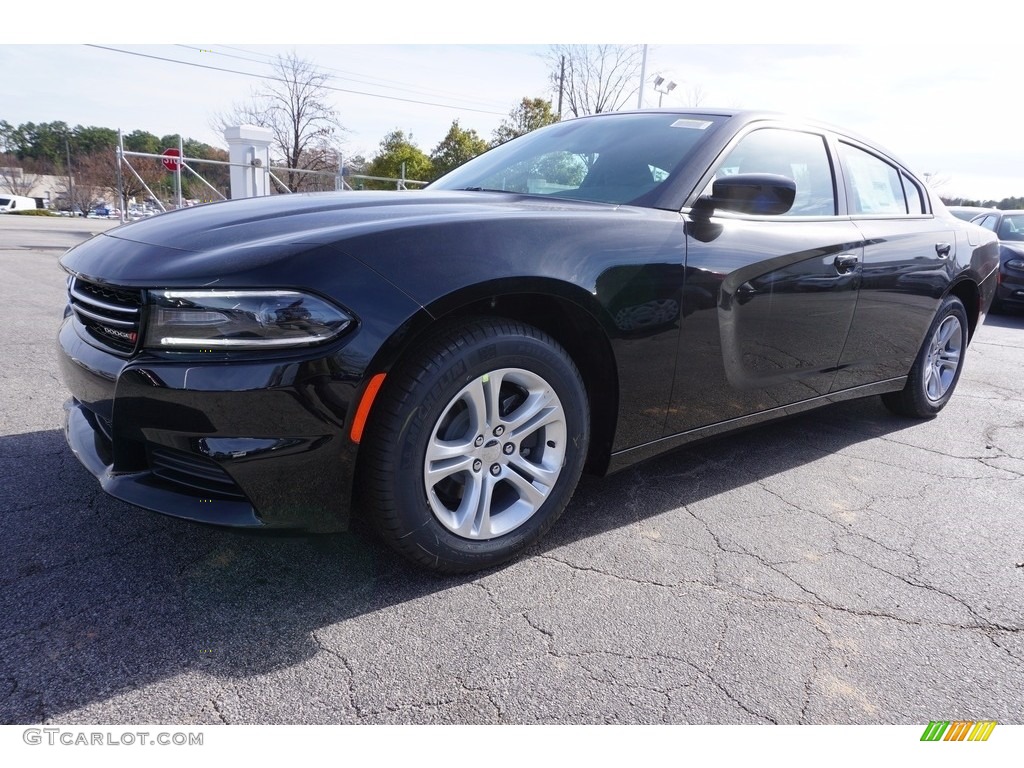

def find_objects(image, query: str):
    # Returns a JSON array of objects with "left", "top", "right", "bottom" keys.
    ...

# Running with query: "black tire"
[
  {"left": 881, "top": 295, "right": 968, "bottom": 418},
  {"left": 360, "top": 318, "right": 590, "bottom": 573}
]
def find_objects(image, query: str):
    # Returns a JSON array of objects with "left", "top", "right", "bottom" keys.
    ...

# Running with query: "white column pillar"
[{"left": 224, "top": 125, "right": 273, "bottom": 199}]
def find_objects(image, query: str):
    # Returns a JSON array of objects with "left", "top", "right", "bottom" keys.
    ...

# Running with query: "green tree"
[
  {"left": 429, "top": 120, "right": 488, "bottom": 180},
  {"left": 72, "top": 125, "right": 117, "bottom": 156},
  {"left": 0, "top": 120, "right": 24, "bottom": 155},
  {"left": 123, "top": 130, "right": 161, "bottom": 154},
  {"left": 0, "top": 121, "right": 114, "bottom": 164},
  {"left": 491, "top": 98, "right": 559, "bottom": 146},
  {"left": 366, "top": 130, "right": 432, "bottom": 189},
  {"left": 18, "top": 121, "right": 71, "bottom": 165}
]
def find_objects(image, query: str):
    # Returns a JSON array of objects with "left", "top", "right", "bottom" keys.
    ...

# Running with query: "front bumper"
[
  {"left": 58, "top": 317, "right": 363, "bottom": 531},
  {"left": 995, "top": 266, "right": 1024, "bottom": 309}
]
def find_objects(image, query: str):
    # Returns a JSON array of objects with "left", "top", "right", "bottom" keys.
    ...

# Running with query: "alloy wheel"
[
  {"left": 923, "top": 315, "right": 963, "bottom": 402},
  {"left": 423, "top": 367, "right": 567, "bottom": 539}
]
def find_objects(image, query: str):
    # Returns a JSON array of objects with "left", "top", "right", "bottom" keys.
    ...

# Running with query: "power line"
[
  {"left": 211, "top": 44, "right": 516, "bottom": 109},
  {"left": 173, "top": 44, "right": 511, "bottom": 110},
  {"left": 85, "top": 45, "right": 507, "bottom": 117}
]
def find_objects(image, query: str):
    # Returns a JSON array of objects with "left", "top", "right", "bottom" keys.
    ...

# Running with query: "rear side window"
[
  {"left": 901, "top": 172, "right": 924, "bottom": 214},
  {"left": 839, "top": 142, "right": 915, "bottom": 215}
]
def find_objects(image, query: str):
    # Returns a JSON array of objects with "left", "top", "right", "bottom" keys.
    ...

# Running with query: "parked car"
[
  {"left": 970, "top": 209, "right": 1024, "bottom": 312},
  {"left": 57, "top": 109, "right": 1000, "bottom": 572}
]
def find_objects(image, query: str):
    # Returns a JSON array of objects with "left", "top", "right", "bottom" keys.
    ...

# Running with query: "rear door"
[{"left": 830, "top": 140, "right": 955, "bottom": 390}]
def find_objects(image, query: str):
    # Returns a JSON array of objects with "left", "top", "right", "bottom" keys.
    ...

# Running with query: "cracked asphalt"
[{"left": 1, "top": 215, "right": 1022, "bottom": 725}]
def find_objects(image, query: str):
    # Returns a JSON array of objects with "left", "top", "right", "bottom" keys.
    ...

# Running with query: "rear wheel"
[
  {"left": 361, "top": 318, "right": 589, "bottom": 573},
  {"left": 881, "top": 295, "right": 968, "bottom": 418}
]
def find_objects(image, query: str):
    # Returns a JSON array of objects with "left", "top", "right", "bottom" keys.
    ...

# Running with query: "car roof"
[
  {"left": 972, "top": 209, "right": 1024, "bottom": 218},
  {"left": 570, "top": 108, "right": 915, "bottom": 174}
]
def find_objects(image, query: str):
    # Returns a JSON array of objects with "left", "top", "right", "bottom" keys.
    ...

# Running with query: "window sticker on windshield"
[{"left": 671, "top": 119, "right": 713, "bottom": 130}]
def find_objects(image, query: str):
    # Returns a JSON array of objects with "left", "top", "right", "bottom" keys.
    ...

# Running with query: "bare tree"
[
  {"left": 923, "top": 172, "right": 950, "bottom": 191},
  {"left": 53, "top": 160, "right": 103, "bottom": 214},
  {"left": 685, "top": 84, "right": 707, "bottom": 108},
  {"left": 546, "top": 44, "right": 646, "bottom": 118},
  {"left": 215, "top": 51, "right": 344, "bottom": 192},
  {"left": 0, "top": 160, "right": 39, "bottom": 196},
  {"left": 106, "top": 151, "right": 167, "bottom": 208}
]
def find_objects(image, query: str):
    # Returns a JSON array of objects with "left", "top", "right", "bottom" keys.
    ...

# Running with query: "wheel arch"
[
  {"left": 358, "top": 277, "right": 620, "bottom": 478},
  {"left": 946, "top": 277, "right": 980, "bottom": 342}
]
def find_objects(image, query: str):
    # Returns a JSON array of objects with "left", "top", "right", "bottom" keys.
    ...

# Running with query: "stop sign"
[{"left": 161, "top": 148, "right": 181, "bottom": 172}]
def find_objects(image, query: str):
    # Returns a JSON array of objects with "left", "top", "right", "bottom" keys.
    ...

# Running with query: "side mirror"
[{"left": 695, "top": 173, "right": 796, "bottom": 216}]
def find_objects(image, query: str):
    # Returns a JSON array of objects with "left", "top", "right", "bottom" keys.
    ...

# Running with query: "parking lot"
[{"left": 1, "top": 214, "right": 1022, "bottom": 725}]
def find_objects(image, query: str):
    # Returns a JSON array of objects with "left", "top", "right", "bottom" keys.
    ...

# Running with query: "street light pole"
[
  {"left": 637, "top": 45, "right": 648, "bottom": 109},
  {"left": 653, "top": 75, "right": 677, "bottom": 108}
]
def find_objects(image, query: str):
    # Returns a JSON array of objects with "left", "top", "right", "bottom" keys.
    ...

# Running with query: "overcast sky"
[{"left": 3, "top": 4, "right": 1022, "bottom": 200}]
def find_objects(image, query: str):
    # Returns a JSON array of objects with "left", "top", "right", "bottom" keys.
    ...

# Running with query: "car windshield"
[
  {"left": 998, "top": 214, "right": 1024, "bottom": 241},
  {"left": 430, "top": 112, "right": 723, "bottom": 207}
]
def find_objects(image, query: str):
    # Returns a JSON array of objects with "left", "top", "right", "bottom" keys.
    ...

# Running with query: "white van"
[{"left": 0, "top": 195, "right": 39, "bottom": 213}]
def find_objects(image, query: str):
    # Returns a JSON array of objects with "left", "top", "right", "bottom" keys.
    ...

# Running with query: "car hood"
[
  {"left": 103, "top": 191, "right": 619, "bottom": 252},
  {"left": 61, "top": 190, "right": 653, "bottom": 286}
]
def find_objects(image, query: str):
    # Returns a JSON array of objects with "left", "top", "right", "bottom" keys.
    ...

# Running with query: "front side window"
[
  {"left": 704, "top": 128, "right": 837, "bottom": 216},
  {"left": 839, "top": 142, "right": 908, "bottom": 215}
]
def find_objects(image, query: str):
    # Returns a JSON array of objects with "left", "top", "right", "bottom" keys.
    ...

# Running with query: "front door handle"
[
  {"left": 834, "top": 253, "right": 859, "bottom": 273},
  {"left": 936, "top": 242, "right": 952, "bottom": 258}
]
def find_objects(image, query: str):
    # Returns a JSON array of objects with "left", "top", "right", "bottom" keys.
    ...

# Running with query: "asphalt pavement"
[{"left": 1, "top": 214, "right": 1022, "bottom": 725}]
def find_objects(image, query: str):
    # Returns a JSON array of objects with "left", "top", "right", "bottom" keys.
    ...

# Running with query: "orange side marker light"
[{"left": 350, "top": 373, "right": 387, "bottom": 444}]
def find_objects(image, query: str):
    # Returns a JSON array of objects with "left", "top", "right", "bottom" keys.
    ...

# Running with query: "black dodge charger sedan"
[{"left": 58, "top": 109, "right": 1000, "bottom": 572}]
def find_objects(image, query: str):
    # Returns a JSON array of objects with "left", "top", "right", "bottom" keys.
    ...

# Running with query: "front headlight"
[{"left": 144, "top": 289, "right": 352, "bottom": 350}]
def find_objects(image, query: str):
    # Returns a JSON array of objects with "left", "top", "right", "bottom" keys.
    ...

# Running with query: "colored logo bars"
[{"left": 921, "top": 721, "right": 997, "bottom": 741}]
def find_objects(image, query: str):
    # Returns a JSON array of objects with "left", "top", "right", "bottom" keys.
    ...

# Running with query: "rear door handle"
[
  {"left": 936, "top": 242, "right": 952, "bottom": 258},
  {"left": 833, "top": 253, "right": 859, "bottom": 273}
]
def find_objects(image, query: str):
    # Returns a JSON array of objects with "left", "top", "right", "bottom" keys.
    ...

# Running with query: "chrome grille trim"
[
  {"left": 71, "top": 304, "right": 137, "bottom": 328},
  {"left": 69, "top": 285, "right": 140, "bottom": 315},
  {"left": 67, "top": 276, "right": 144, "bottom": 355}
]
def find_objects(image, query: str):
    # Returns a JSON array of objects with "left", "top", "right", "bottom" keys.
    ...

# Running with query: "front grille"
[
  {"left": 68, "top": 276, "right": 143, "bottom": 355},
  {"left": 148, "top": 445, "right": 246, "bottom": 499}
]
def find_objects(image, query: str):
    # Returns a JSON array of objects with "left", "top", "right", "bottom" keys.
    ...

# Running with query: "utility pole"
[
  {"left": 557, "top": 55, "right": 565, "bottom": 119},
  {"left": 64, "top": 135, "right": 74, "bottom": 215},
  {"left": 116, "top": 130, "right": 125, "bottom": 224}
]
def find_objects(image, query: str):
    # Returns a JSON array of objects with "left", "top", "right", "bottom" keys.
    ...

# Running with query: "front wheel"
[
  {"left": 881, "top": 295, "right": 968, "bottom": 418},
  {"left": 360, "top": 318, "right": 590, "bottom": 573}
]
